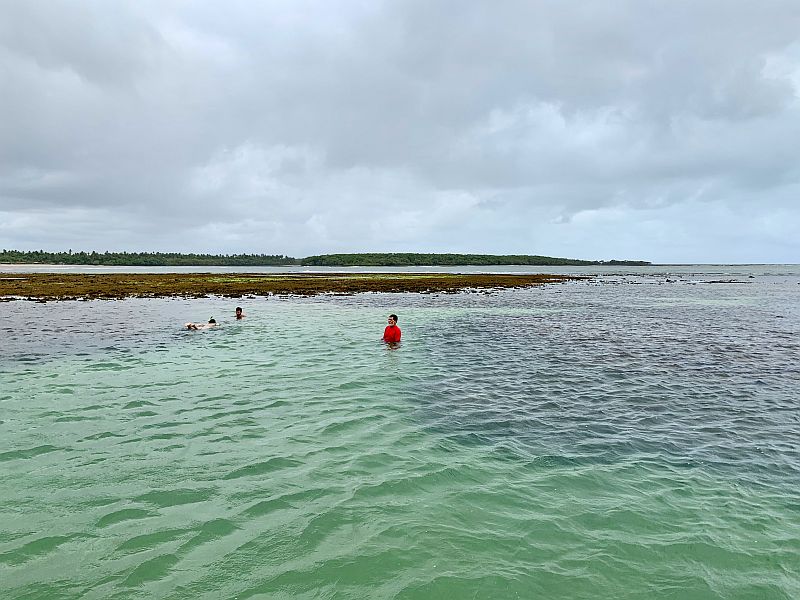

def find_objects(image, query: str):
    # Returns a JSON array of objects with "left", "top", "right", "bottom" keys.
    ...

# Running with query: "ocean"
[{"left": 1, "top": 266, "right": 799, "bottom": 599}]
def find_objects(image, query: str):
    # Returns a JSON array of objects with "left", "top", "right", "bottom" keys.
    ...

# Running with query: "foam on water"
[{"left": 1, "top": 272, "right": 799, "bottom": 599}]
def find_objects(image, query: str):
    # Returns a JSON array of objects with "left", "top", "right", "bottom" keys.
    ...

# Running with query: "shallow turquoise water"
[{"left": 1, "top": 274, "right": 799, "bottom": 599}]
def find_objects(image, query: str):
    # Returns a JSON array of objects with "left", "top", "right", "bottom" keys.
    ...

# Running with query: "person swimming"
[
  {"left": 185, "top": 317, "right": 217, "bottom": 330},
  {"left": 235, "top": 307, "right": 245, "bottom": 320}
]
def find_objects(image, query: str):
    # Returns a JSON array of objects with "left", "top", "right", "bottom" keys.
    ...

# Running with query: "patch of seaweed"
[{"left": 0, "top": 273, "right": 581, "bottom": 301}]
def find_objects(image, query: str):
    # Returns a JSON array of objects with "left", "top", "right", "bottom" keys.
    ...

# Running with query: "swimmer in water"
[
  {"left": 235, "top": 307, "right": 245, "bottom": 320},
  {"left": 185, "top": 317, "right": 217, "bottom": 330}
]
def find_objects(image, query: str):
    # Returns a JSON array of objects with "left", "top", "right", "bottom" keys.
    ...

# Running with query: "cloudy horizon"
[{"left": 1, "top": 1, "right": 799, "bottom": 263}]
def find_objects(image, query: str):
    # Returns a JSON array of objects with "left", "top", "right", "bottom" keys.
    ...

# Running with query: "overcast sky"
[{"left": 1, "top": 1, "right": 799, "bottom": 262}]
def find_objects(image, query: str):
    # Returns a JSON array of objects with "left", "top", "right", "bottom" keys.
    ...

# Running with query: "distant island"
[
  {"left": 301, "top": 253, "right": 650, "bottom": 266},
  {"left": 0, "top": 250, "right": 650, "bottom": 267},
  {"left": 0, "top": 250, "right": 297, "bottom": 267}
]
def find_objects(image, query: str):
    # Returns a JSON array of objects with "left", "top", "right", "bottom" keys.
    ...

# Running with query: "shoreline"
[{"left": 0, "top": 272, "right": 581, "bottom": 301}]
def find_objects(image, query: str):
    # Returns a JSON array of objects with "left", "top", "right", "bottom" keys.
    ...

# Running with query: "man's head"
[
  {"left": 388, "top": 314, "right": 398, "bottom": 326},
  {"left": 208, "top": 317, "right": 216, "bottom": 324},
  {"left": 235, "top": 307, "right": 243, "bottom": 319}
]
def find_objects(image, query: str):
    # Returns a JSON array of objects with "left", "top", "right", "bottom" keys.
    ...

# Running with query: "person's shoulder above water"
[{"left": 383, "top": 313, "right": 401, "bottom": 343}]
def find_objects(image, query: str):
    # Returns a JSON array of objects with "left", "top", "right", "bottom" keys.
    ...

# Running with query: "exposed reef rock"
[{"left": 0, "top": 273, "right": 581, "bottom": 301}]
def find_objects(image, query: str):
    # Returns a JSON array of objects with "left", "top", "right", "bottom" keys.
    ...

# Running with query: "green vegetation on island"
[
  {"left": 0, "top": 250, "right": 651, "bottom": 267},
  {"left": 0, "top": 250, "right": 297, "bottom": 266},
  {"left": 300, "top": 253, "right": 650, "bottom": 266}
]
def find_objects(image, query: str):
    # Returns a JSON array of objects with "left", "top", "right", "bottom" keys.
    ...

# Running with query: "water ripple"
[{"left": 1, "top": 276, "right": 799, "bottom": 598}]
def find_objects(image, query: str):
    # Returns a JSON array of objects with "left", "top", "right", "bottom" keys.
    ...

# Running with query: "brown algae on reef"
[{"left": 0, "top": 273, "right": 580, "bottom": 301}]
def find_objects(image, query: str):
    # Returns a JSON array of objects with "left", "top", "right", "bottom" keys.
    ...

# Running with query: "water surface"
[{"left": 1, "top": 272, "right": 799, "bottom": 599}]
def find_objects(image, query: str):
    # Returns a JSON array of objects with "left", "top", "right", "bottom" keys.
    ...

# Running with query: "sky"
[{"left": 1, "top": 1, "right": 799, "bottom": 263}]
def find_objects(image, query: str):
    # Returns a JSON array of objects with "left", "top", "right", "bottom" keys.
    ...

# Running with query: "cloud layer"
[{"left": 1, "top": 0, "right": 799, "bottom": 262}]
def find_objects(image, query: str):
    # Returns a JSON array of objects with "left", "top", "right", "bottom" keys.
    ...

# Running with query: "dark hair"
[
  {"left": 235, "top": 307, "right": 242, "bottom": 312},
  {"left": 389, "top": 314, "right": 398, "bottom": 322},
  {"left": 208, "top": 318, "right": 216, "bottom": 324}
]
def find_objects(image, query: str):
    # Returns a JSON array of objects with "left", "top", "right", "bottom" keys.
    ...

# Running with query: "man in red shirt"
[{"left": 383, "top": 314, "right": 401, "bottom": 343}]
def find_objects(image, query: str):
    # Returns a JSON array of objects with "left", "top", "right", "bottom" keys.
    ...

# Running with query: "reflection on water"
[{"left": 1, "top": 273, "right": 799, "bottom": 599}]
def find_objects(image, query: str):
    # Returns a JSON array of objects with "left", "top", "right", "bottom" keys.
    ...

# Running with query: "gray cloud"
[{"left": 1, "top": 0, "right": 799, "bottom": 261}]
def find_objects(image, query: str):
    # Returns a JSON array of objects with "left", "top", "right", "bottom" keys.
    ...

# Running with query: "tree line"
[
  {"left": 0, "top": 250, "right": 650, "bottom": 267},
  {"left": 301, "top": 253, "right": 650, "bottom": 266},
  {"left": 0, "top": 250, "right": 297, "bottom": 266}
]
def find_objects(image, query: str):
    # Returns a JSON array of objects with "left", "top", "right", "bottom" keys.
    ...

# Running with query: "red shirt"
[{"left": 383, "top": 325, "right": 401, "bottom": 342}]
